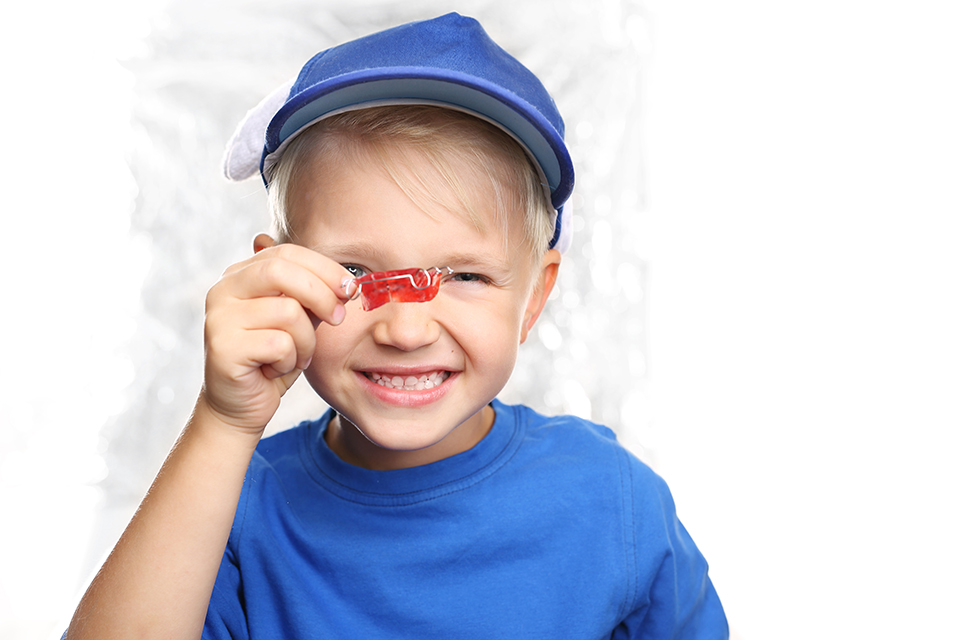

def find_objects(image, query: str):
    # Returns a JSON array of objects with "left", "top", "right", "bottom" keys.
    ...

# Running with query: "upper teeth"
[{"left": 369, "top": 371, "right": 448, "bottom": 390}]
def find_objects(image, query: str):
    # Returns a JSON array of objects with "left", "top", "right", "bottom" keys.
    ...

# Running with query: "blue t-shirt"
[{"left": 204, "top": 400, "right": 727, "bottom": 639}]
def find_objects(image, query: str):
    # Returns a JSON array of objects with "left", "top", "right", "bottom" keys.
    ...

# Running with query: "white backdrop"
[{"left": 1, "top": 1, "right": 958, "bottom": 639}]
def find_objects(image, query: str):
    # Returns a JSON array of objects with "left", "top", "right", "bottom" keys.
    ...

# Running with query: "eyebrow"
[
  {"left": 312, "top": 242, "right": 511, "bottom": 275},
  {"left": 435, "top": 251, "right": 511, "bottom": 275},
  {"left": 309, "top": 241, "right": 389, "bottom": 263}
]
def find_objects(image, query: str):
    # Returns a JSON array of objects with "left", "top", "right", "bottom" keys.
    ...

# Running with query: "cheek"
[
  {"left": 304, "top": 322, "right": 358, "bottom": 384},
  {"left": 465, "top": 306, "right": 524, "bottom": 370},
  {"left": 312, "top": 324, "right": 343, "bottom": 359}
]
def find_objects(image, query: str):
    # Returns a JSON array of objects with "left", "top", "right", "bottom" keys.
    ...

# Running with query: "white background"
[{"left": 1, "top": 1, "right": 958, "bottom": 639}]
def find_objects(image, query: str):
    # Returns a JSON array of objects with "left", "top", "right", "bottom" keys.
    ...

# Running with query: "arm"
[
  {"left": 65, "top": 239, "right": 352, "bottom": 640},
  {"left": 66, "top": 401, "right": 260, "bottom": 639},
  {"left": 615, "top": 458, "right": 728, "bottom": 640}
]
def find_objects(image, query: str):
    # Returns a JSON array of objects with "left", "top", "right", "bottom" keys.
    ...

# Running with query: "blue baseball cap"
[{"left": 223, "top": 13, "right": 575, "bottom": 251}]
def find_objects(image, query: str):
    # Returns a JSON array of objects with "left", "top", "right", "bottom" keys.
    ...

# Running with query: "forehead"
[
  {"left": 289, "top": 144, "right": 529, "bottom": 271},
  {"left": 289, "top": 135, "right": 531, "bottom": 257},
  {"left": 277, "top": 106, "right": 545, "bottom": 244}
]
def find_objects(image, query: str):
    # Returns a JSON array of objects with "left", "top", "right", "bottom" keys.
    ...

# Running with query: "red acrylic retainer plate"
[{"left": 353, "top": 268, "right": 443, "bottom": 311}]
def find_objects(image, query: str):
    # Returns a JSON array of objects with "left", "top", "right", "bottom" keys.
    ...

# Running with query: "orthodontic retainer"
[{"left": 344, "top": 267, "right": 454, "bottom": 311}]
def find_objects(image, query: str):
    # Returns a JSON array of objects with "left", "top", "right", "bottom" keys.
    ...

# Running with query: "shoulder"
[
  {"left": 495, "top": 401, "right": 676, "bottom": 548},
  {"left": 247, "top": 410, "right": 333, "bottom": 477},
  {"left": 235, "top": 423, "right": 304, "bottom": 495},
  {"left": 498, "top": 400, "right": 665, "bottom": 492},
  {"left": 252, "top": 421, "right": 306, "bottom": 465},
  {"left": 227, "top": 415, "right": 328, "bottom": 540},
  {"left": 499, "top": 401, "right": 686, "bottom": 553},
  {"left": 497, "top": 403, "right": 725, "bottom": 625},
  {"left": 499, "top": 400, "right": 619, "bottom": 453}
]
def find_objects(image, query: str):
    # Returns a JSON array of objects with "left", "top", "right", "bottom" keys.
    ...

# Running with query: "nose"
[{"left": 371, "top": 302, "right": 441, "bottom": 351}]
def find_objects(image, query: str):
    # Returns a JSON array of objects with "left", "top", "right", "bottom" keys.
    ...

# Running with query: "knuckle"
[
  {"left": 205, "top": 283, "right": 226, "bottom": 310},
  {"left": 275, "top": 297, "right": 304, "bottom": 326},
  {"left": 264, "top": 330, "right": 294, "bottom": 356},
  {"left": 273, "top": 243, "right": 302, "bottom": 259},
  {"left": 257, "top": 257, "right": 286, "bottom": 283}
]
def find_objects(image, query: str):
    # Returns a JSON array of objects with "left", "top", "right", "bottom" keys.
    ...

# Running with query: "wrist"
[{"left": 189, "top": 394, "right": 267, "bottom": 451}]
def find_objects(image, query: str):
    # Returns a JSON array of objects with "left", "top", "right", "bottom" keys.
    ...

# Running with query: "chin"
[{"left": 344, "top": 413, "right": 454, "bottom": 452}]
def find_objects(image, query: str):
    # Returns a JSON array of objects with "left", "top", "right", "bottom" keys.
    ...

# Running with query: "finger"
[
  {"left": 276, "top": 368, "right": 303, "bottom": 392},
  {"left": 254, "top": 243, "right": 353, "bottom": 301},
  {"left": 239, "top": 296, "right": 318, "bottom": 370},
  {"left": 241, "top": 329, "right": 301, "bottom": 380},
  {"left": 230, "top": 246, "right": 353, "bottom": 325}
]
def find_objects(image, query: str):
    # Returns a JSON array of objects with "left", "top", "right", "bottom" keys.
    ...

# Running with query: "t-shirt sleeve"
[
  {"left": 614, "top": 451, "right": 729, "bottom": 639},
  {"left": 202, "top": 456, "right": 260, "bottom": 640},
  {"left": 202, "top": 543, "right": 249, "bottom": 640}
]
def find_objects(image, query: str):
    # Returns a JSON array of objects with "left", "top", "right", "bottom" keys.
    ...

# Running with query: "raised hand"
[{"left": 199, "top": 234, "right": 353, "bottom": 434}]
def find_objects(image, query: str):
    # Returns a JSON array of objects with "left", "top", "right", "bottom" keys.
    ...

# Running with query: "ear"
[
  {"left": 520, "top": 249, "right": 561, "bottom": 344},
  {"left": 254, "top": 233, "right": 276, "bottom": 254}
]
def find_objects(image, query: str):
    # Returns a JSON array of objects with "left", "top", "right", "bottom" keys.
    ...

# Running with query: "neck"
[{"left": 324, "top": 405, "right": 495, "bottom": 471}]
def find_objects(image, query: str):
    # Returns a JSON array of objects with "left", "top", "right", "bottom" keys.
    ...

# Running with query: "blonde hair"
[{"left": 267, "top": 105, "right": 555, "bottom": 260}]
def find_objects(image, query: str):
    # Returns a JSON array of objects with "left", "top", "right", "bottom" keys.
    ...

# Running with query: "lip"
[{"left": 355, "top": 369, "right": 456, "bottom": 408}]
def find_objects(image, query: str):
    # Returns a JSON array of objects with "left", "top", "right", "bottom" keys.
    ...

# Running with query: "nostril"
[{"left": 372, "top": 310, "right": 441, "bottom": 352}]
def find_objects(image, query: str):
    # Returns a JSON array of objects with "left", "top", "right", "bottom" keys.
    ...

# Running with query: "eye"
[
  {"left": 447, "top": 272, "right": 490, "bottom": 285},
  {"left": 342, "top": 264, "right": 368, "bottom": 278}
]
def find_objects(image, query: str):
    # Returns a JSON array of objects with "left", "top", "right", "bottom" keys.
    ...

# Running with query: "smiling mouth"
[{"left": 366, "top": 371, "right": 451, "bottom": 391}]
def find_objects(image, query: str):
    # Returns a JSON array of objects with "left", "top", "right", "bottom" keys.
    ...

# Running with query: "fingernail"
[
  {"left": 341, "top": 276, "right": 358, "bottom": 299},
  {"left": 331, "top": 304, "right": 346, "bottom": 325}
]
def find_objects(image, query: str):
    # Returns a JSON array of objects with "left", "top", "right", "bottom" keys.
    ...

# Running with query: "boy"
[{"left": 66, "top": 13, "right": 727, "bottom": 639}]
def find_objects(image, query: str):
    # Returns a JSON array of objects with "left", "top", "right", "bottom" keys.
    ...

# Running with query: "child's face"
[{"left": 288, "top": 144, "right": 559, "bottom": 470}]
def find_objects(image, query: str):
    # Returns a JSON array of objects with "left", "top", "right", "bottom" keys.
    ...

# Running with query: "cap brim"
[{"left": 261, "top": 67, "right": 574, "bottom": 212}]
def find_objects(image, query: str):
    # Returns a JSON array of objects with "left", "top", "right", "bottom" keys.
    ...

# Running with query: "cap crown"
[{"left": 262, "top": 13, "right": 574, "bottom": 215}]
